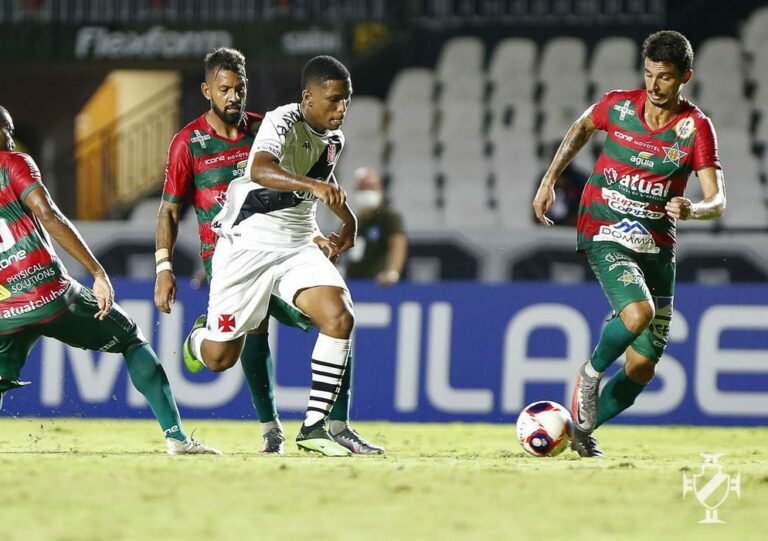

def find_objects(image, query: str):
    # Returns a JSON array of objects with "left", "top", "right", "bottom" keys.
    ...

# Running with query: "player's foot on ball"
[
  {"left": 182, "top": 314, "right": 207, "bottom": 374},
  {"left": 166, "top": 437, "right": 223, "bottom": 456},
  {"left": 331, "top": 425, "right": 385, "bottom": 455},
  {"left": 296, "top": 421, "right": 351, "bottom": 457},
  {"left": 571, "top": 361, "right": 602, "bottom": 433},
  {"left": 570, "top": 427, "right": 605, "bottom": 458},
  {"left": 261, "top": 427, "right": 286, "bottom": 455}
]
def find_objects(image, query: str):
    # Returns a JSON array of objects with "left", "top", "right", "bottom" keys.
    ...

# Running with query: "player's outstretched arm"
[
  {"left": 154, "top": 200, "right": 181, "bottom": 313},
  {"left": 23, "top": 186, "right": 114, "bottom": 319},
  {"left": 665, "top": 167, "right": 726, "bottom": 220},
  {"left": 533, "top": 104, "right": 597, "bottom": 226},
  {"left": 250, "top": 151, "right": 346, "bottom": 207}
]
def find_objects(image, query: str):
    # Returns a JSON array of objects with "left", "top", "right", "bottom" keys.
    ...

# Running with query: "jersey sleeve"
[
  {"left": 591, "top": 91, "right": 620, "bottom": 131},
  {"left": 251, "top": 111, "right": 287, "bottom": 160},
  {"left": 162, "top": 132, "right": 194, "bottom": 203},
  {"left": 8, "top": 153, "right": 44, "bottom": 202},
  {"left": 691, "top": 116, "right": 722, "bottom": 171}
]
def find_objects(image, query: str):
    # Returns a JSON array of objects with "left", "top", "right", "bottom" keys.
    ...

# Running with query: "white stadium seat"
[
  {"left": 488, "top": 38, "right": 538, "bottom": 106},
  {"left": 590, "top": 36, "right": 640, "bottom": 98}
]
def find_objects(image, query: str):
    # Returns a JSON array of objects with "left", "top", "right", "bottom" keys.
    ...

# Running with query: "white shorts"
[{"left": 205, "top": 238, "right": 349, "bottom": 341}]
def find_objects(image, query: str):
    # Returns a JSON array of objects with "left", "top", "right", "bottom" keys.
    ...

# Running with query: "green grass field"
[{"left": 0, "top": 419, "right": 765, "bottom": 541}]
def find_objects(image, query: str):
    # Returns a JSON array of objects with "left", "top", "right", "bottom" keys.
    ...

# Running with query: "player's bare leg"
[{"left": 183, "top": 313, "right": 246, "bottom": 373}]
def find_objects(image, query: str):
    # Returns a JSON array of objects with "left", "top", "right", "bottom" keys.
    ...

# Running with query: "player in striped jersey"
[
  {"left": 159, "top": 51, "right": 382, "bottom": 455},
  {"left": 533, "top": 31, "right": 726, "bottom": 457},
  {"left": 0, "top": 106, "right": 219, "bottom": 455}
]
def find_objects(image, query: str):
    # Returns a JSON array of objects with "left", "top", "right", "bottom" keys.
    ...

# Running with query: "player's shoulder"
[
  {"left": 173, "top": 113, "right": 209, "bottom": 141},
  {"left": 679, "top": 97, "right": 711, "bottom": 124},
  {"left": 264, "top": 103, "right": 302, "bottom": 129},
  {"left": 0, "top": 151, "right": 39, "bottom": 171},
  {"left": 598, "top": 88, "right": 645, "bottom": 105}
]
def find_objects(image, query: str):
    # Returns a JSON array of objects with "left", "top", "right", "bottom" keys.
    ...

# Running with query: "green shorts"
[
  {"left": 205, "top": 258, "right": 314, "bottom": 333},
  {"left": 0, "top": 283, "right": 145, "bottom": 381},
  {"left": 585, "top": 242, "right": 676, "bottom": 362}
]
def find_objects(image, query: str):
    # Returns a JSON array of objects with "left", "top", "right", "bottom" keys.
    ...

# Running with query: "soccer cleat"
[
  {"left": 571, "top": 362, "right": 602, "bottom": 433},
  {"left": 296, "top": 421, "right": 351, "bottom": 457},
  {"left": 261, "top": 427, "right": 286, "bottom": 455},
  {"left": 182, "top": 314, "right": 207, "bottom": 374},
  {"left": 331, "top": 426, "right": 385, "bottom": 455},
  {"left": 166, "top": 437, "right": 223, "bottom": 456},
  {"left": 570, "top": 427, "right": 605, "bottom": 458},
  {"left": 0, "top": 378, "right": 31, "bottom": 410}
]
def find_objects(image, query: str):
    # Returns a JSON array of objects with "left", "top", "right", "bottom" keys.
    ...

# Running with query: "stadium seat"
[
  {"left": 740, "top": 6, "right": 768, "bottom": 56},
  {"left": 129, "top": 198, "right": 161, "bottom": 222},
  {"left": 441, "top": 160, "right": 497, "bottom": 228},
  {"left": 387, "top": 67, "right": 435, "bottom": 107},
  {"left": 590, "top": 36, "right": 640, "bottom": 98},
  {"left": 488, "top": 38, "right": 538, "bottom": 107},
  {"left": 539, "top": 37, "right": 589, "bottom": 106},
  {"left": 750, "top": 43, "right": 768, "bottom": 104},
  {"left": 717, "top": 128, "right": 768, "bottom": 228},
  {"left": 387, "top": 152, "right": 442, "bottom": 230},
  {"left": 437, "top": 101, "right": 485, "bottom": 147},
  {"left": 343, "top": 96, "right": 385, "bottom": 139},
  {"left": 436, "top": 36, "right": 485, "bottom": 81}
]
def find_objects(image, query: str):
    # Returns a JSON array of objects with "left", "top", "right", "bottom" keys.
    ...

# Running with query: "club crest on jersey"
[
  {"left": 594, "top": 219, "right": 660, "bottom": 254},
  {"left": 617, "top": 270, "right": 642, "bottom": 287},
  {"left": 613, "top": 100, "right": 635, "bottom": 121},
  {"left": 190, "top": 129, "right": 211, "bottom": 148},
  {"left": 327, "top": 143, "right": 337, "bottom": 165},
  {"left": 218, "top": 314, "right": 236, "bottom": 332},
  {"left": 674, "top": 117, "right": 696, "bottom": 139},
  {"left": 662, "top": 142, "right": 688, "bottom": 166}
]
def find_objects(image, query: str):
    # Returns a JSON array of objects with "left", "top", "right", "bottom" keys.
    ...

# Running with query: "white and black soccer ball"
[{"left": 516, "top": 400, "right": 573, "bottom": 457}]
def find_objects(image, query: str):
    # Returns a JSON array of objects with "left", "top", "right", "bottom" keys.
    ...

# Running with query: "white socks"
[{"left": 303, "top": 334, "right": 351, "bottom": 427}]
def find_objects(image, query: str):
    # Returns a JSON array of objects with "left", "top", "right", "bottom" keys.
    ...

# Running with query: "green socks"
[
  {"left": 595, "top": 367, "right": 646, "bottom": 428},
  {"left": 329, "top": 352, "right": 352, "bottom": 422},
  {"left": 590, "top": 316, "right": 641, "bottom": 373},
  {"left": 241, "top": 333, "right": 278, "bottom": 423},
  {"left": 124, "top": 344, "right": 186, "bottom": 441},
  {"left": 240, "top": 334, "right": 353, "bottom": 424}
]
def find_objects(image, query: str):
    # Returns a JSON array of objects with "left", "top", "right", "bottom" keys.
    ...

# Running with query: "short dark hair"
[
  {"left": 642, "top": 30, "right": 694, "bottom": 74},
  {"left": 301, "top": 55, "right": 350, "bottom": 89},
  {"left": 204, "top": 47, "right": 246, "bottom": 79}
]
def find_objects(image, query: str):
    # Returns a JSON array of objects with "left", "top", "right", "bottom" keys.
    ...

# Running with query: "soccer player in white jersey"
[{"left": 183, "top": 56, "right": 358, "bottom": 456}]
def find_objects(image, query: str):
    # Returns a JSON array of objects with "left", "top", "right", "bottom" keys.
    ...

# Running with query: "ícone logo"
[{"left": 683, "top": 454, "right": 741, "bottom": 524}]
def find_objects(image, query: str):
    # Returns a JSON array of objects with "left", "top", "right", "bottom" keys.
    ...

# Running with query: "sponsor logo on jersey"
[
  {"left": 630, "top": 151, "right": 655, "bottom": 168},
  {"left": 662, "top": 142, "right": 688, "bottom": 166},
  {"left": 594, "top": 219, "right": 660, "bottom": 254},
  {"left": 601, "top": 188, "right": 665, "bottom": 219},
  {"left": 614, "top": 130, "right": 633, "bottom": 142},
  {"left": 613, "top": 100, "right": 635, "bottom": 121},
  {"left": 0, "top": 284, "right": 11, "bottom": 301},
  {"left": 0, "top": 280, "right": 69, "bottom": 319},
  {"left": 615, "top": 173, "right": 671, "bottom": 201},
  {"left": 674, "top": 117, "right": 696, "bottom": 139},
  {"left": 617, "top": 270, "right": 642, "bottom": 287},
  {"left": 0, "top": 249, "right": 28, "bottom": 271},
  {"left": 327, "top": 143, "right": 337, "bottom": 164},
  {"left": 6, "top": 263, "right": 57, "bottom": 293},
  {"left": 604, "top": 168, "right": 619, "bottom": 185}
]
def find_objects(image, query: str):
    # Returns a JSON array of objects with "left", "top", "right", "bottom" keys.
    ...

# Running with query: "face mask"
[{"left": 355, "top": 190, "right": 383, "bottom": 210}]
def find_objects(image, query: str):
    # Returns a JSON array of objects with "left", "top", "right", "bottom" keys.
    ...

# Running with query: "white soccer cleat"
[{"left": 166, "top": 437, "right": 223, "bottom": 456}]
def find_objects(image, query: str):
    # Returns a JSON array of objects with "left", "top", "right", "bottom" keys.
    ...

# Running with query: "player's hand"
[
  {"left": 376, "top": 270, "right": 400, "bottom": 287},
  {"left": 532, "top": 183, "right": 555, "bottom": 226},
  {"left": 313, "top": 183, "right": 347, "bottom": 208},
  {"left": 665, "top": 197, "right": 693, "bottom": 220},
  {"left": 328, "top": 221, "right": 357, "bottom": 255},
  {"left": 93, "top": 273, "right": 115, "bottom": 320},
  {"left": 154, "top": 270, "right": 176, "bottom": 313},
  {"left": 313, "top": 234, "right": 340, "bottom": 262}
]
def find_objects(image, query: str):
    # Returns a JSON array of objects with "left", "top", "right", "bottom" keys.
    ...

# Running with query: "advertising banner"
[{"left": 3, "top": 280, "right": 767, "bottom": 426}]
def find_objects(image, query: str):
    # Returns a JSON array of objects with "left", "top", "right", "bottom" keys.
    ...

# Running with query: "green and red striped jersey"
[
  {"left": 0, "top": 152, "right": 73, "bottom": 333},
  {"left": 161, "top": 112, "right": 262, "bottom": 274},
  {"left": 577, "top": 89, "right": 721, "bottom": 255}
]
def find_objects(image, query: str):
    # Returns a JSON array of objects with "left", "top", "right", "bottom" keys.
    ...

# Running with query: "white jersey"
[{"left": 212, "top": 103, "right": 344, "bottom": 250}]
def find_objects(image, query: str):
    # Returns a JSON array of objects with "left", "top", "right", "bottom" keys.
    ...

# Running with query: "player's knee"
[
  {"left": 621, "top": 301, "right": 655, "bottom": 333},
  {"left": 321, "top": 308, "right": 354, "bottom": 338},
  {"left": 206, "top": 354, "right": 238, "bottom": 373},
  {"left": 626, "top": 357, "right": 656, "bottom": 385}
]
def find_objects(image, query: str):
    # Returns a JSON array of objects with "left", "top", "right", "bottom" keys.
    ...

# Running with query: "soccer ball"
[{"left": 516, "top": 400, "right": 573, "bottom": 457}]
